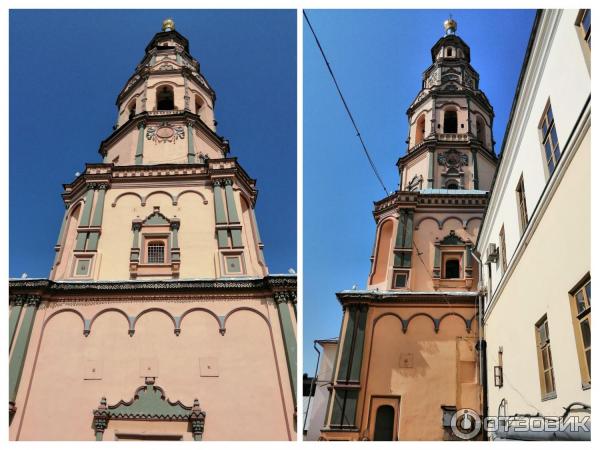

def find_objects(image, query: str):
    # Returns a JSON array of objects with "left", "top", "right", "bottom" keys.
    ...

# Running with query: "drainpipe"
[
  {"left": 303, "top": 341, "right": 322, "bottom": 434},
  {"left": 471, "top": 249, "right": 489, "bottom": 440}
]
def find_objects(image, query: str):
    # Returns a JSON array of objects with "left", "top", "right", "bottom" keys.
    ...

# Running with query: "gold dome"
[
  {"left": 162, "top": 18, "right": 175, "bottom": 32},
  {"left": 444, "top": 17, "right": 457, "bottom": 35}
]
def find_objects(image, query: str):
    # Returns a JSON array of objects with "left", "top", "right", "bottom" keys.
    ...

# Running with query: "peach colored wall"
[
  {"left": 53, "top": 183, "right": 266, "bottom": 281},
  {"left": 403, "top": 151, "right": 429, "bottom": 190},
  {"left": 321, "top": 304, "right": 479, "bottom": 441},
  {"left": 103, "top": 127, "right": 139, "bottom": 166},
  {"left": 366, "top": 211, "right": 481, "bottom": 292},
  {"left": 11, "top": 297, "right": 294, "bottom": 441}
]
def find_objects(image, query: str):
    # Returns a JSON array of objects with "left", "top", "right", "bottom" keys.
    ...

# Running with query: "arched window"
[
  {"left": 156, "top": 85, "right": 174, "bottom": 111},
  {"left": 194, "top": 95, "right": 204, "bottom": 116},
  {"left": 146, "top": 241, "right": 165, "bottom": 264},
  {"left": 444, "top": 259, "right": 460, "bottom": 279},
  {"left": 443, "top": 109, "right": 458, "bottom": 133},
  {"left": 415, "top": 114, "right": 426, "bottom": 145},
  {"left": 447, "top": 182, "right": 459, "bottom": 190},
  {"left": 373, "top": 405, "right": 395, "bottom": 441},
  {"left": 446, "top": 47, "right": 453, "bottom": 57},
  {"left": 127, "top": 99, "right": 137, "bottom": 120}
]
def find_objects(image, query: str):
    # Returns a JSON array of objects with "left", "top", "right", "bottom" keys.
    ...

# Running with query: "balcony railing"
[
  {"left": 148, "top": 109, "right": 183, "bottom": 116},
  {"left": 437, "top": 133, "right": 469, "bottom": 142}
]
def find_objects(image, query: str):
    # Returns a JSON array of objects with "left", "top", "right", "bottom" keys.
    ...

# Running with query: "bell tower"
[
  {"left": 50, "top": 19, "right": 268, "bottom": 282},
  {"left": 321, "top": 19, "right": 496, "bottom": 440},
  {"left": 399, "top": 17, "right": 496, "bottom": 192}
]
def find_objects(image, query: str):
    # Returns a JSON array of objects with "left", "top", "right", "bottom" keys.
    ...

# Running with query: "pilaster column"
[
  {"left": 90, "top": 184, "right": 108, "bottom": 227},
  {"left": 130, "top": 221, "right": 142, "bottom": 262},
  {"left": 135, "top": 121, "right": 146, "bottom": 165},
  {"left": 170, "top": 220, "right": 181, "bottom": 262},
  {"left": 224, "top": 179, "right": 240, "bottom": 223},
  {"left": 141, "top": 75, "right": 149, "bottom": 112},
  {"left": 9, "top": 295, "right": 25, "bottom": 350},
  {"left": 183, "top": 72, "right": 191, "bottom": 111},
  {"left": 78, "top": 185, "right": 96, "bottom": 227},
  {"left": 186, "top": 120, "right": 195, "bottom": 163},
  {"left": 212, "top": 180, "right": 228, "bottom": 225},
  {"left": 471, "top": 149, "right": 479, "bottom": 189},
  {"left": 275, "top": 291, "right": 297, "bottom": 403},
  {"left": 9, "top": 295, "right": 42, "bottom": 406},
  {"left": 428, "top": 148, "right": 435, "bottom": 189}
]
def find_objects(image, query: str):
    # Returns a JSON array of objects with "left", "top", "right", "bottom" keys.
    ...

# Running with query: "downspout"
[
  {"left": 472, "top": 249, "right": 488, "bottom": 439},
  {"left": 303, "top": 341, "right": 322, "bottom": 433}
]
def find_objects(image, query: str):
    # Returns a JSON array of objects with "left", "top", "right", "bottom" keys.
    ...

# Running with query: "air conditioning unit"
[{"left": 486, "top": 243, "right": 499, "bottom": 263}]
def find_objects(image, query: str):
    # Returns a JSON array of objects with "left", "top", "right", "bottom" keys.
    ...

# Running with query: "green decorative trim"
[
  {"left": 348, "top": 306, "right": 368, "bottom": 382},
  {"left": 230, "top": 229, "right": 243, "bottom": 248},
  {"left": 428, "top": 149, "right": 435, "bottom": 188},
  {"left": 275, "top": 292, "right": 297, "bottom": 403},
  {"left": 144, "top": 210, "right": 170, "bottom": 226},
  {"left": 212, "top": 181, "right": 228, "bottom": 225},
  {"left": 171, "top": 221, "right": 180, "bottom": 248},
  {"left": 75, "top": 232, "right": 88, "bottom": 251},
  {"left": 217, "top": 229, "right": 229, "bottom": 248},
  {"left": 336, "top": 307, "right": 356, "bottom": 382},
  {"left": 79, "top": 188, "right": 95, "bottom": 227},
  {"left": 187, "top": 122, "right": 195, "bottom": 163},
  {"left": 55, "top": 208, "right": 69, "bottom": 246},
  {"left": 92, "top": 378, "right": 206, "bottom": 441},
  {"left": 9, "top": 296, "right": 25, "bottom": 350},
  {"left": 90, "top": 185, "right": 108, "bottom": 227},
  {"left": 440, "top": 230, "right": 467, "bottom": 245},
  {"left": 224, "top": 181, "right": 240, "bottom": 223},
  {"left": 9, "top": 295, "right": 41, "bottom": 403},
  {"left": 471, "top": 149, "right": 479, "bottom": 189},
  {"left": 87, "top": 232, "right": 100, "bottom": 251},
  {"left": 135, "top": 122, "right": 145, "bottom": 165}
]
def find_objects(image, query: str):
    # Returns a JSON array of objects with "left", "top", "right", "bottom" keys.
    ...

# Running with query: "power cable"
[{"left": 303, "top": 11, "right": 390, "bottom": 196}]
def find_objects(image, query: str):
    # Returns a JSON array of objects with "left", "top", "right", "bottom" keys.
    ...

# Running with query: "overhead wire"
[{"left": 303, "top": 11, "right": 390, "bottom": 196}]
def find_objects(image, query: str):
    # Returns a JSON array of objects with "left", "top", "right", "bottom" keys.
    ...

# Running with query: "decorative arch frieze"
[
  {"left": 92, "top": 378, "right": 206, "bottom": 441},
  {"left": 372, "top": 310, "right": 472, "bottom": 334},
  {"left": 174, "top": 189, "right": 208, "bottom": 205},
  {"left": 440, "top": 216, "right": 466, "bottom": 230},
  {"left": 415, "top": 216, "right": 442, "bottom": 230},
  {"left": 111, "top": 191, "right": 144, "bottom": 208}
]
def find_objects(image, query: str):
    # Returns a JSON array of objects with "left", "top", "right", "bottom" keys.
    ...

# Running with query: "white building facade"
[{"left": 476, "top": 9, "right": 590, "bottom": 440}]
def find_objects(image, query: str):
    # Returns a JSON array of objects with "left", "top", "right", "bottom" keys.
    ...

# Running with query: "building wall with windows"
[{"left": 476, "top": 9, "right": 590, "bottom": 427}]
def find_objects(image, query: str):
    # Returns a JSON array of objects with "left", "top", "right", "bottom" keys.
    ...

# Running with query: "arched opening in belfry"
[
  {"left": 373, "top": 405, "right": 395, "bottom": 441},
  {"left": 127, "top": 99, "right": 137, "bottom": 120},
  {"left": 446, "top": 181, "right": 459, "bottom": 190},
  {"left": 476, "top": 116, "right": 485, "bottom": 143},
  {"left": 446, "top": 47, "right": 453, "bottom": 57},
  {"left": 443, "top": 109, "right": 458, "bottom": 133},
  {"left": 156, "top": 85, "right": 175, "bottom": 110},
  {"left": 194, "top": 95, "right": 204, "bottom": 116},
  {"left": 415, "top": 114, "right": 426, "bottom": 145}
]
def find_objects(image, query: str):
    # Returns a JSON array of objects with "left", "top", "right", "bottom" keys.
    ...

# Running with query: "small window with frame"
[
  {"left": 145, "top": 240, "right": 167, "bottom": 264},
  {"left": 442, "top": 253, "right": 462, "bottom": 279},
  {"left": 535, "top": 315, "right": 557, "bottom": 400},
  {"left": 569, "top": 275, "right": 591, "bottom": 387},
  {"left": 539, "top": 101, "right": 561, "bottom": 176},
  {"left": 392, "top": 271, "right": 409, "bottom": 289}
]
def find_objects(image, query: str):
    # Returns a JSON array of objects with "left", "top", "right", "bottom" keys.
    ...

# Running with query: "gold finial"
[
  {"left": 444, "top": 15, "right": 457, "bottom": 35},
  {"left": 162, "top": 18, "right": 175, "bottom": 32}
]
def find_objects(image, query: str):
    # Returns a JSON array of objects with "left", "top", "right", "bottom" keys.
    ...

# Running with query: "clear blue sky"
[
  {"left": 303, "top": 9, "right": 536, "bottom": 374},
  {"left": 9, "top": 9, "right": 297, "bottom": 277}
]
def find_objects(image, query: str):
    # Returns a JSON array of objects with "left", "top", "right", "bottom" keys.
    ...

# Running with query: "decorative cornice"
[{"left": 8, "top": 275, "right": 296, "bottom": 298}]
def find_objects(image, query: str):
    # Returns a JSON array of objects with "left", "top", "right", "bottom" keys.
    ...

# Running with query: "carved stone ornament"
[
  {"left": 146, "top": 122, "right": 185, "bottom": 144},
  {"left": 438, "top": 149, "right": 468, "bottom": 168},
  {"left": 91, "top": 379, "right": 206, "bottom": 441}
]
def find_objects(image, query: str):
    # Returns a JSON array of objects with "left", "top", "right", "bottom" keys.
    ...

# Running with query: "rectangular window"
[
  {"left": 578, "top": 9, "right": 591, "bottom": 48},
  {"left": 539, "top": 102, "right": 561, "bottom": 176},
  {"left": 569, "top": 275, "right": 591, "bottom": 387},
  {"left": 516, "top": 175, "right": 528, "bottom": 234},
  {"left": 147, "top": 241, "right": 165, "bottom": 264},
  {"left": 536, "top": 315, "right": 556, "bottom": 399},
  {"left": 499, "top": 225, "right": 507, "bottom": 273},
  {"left": 393, "top": 271, "right": 408, "bottom": 288}
]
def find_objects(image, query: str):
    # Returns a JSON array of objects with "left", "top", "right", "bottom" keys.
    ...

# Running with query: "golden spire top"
[
  {"left": 162, "top": 18, "right": 175, "bottom": 32},
  {"left": 444, "top": 15, "right": 457, "bottom": 35}
]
